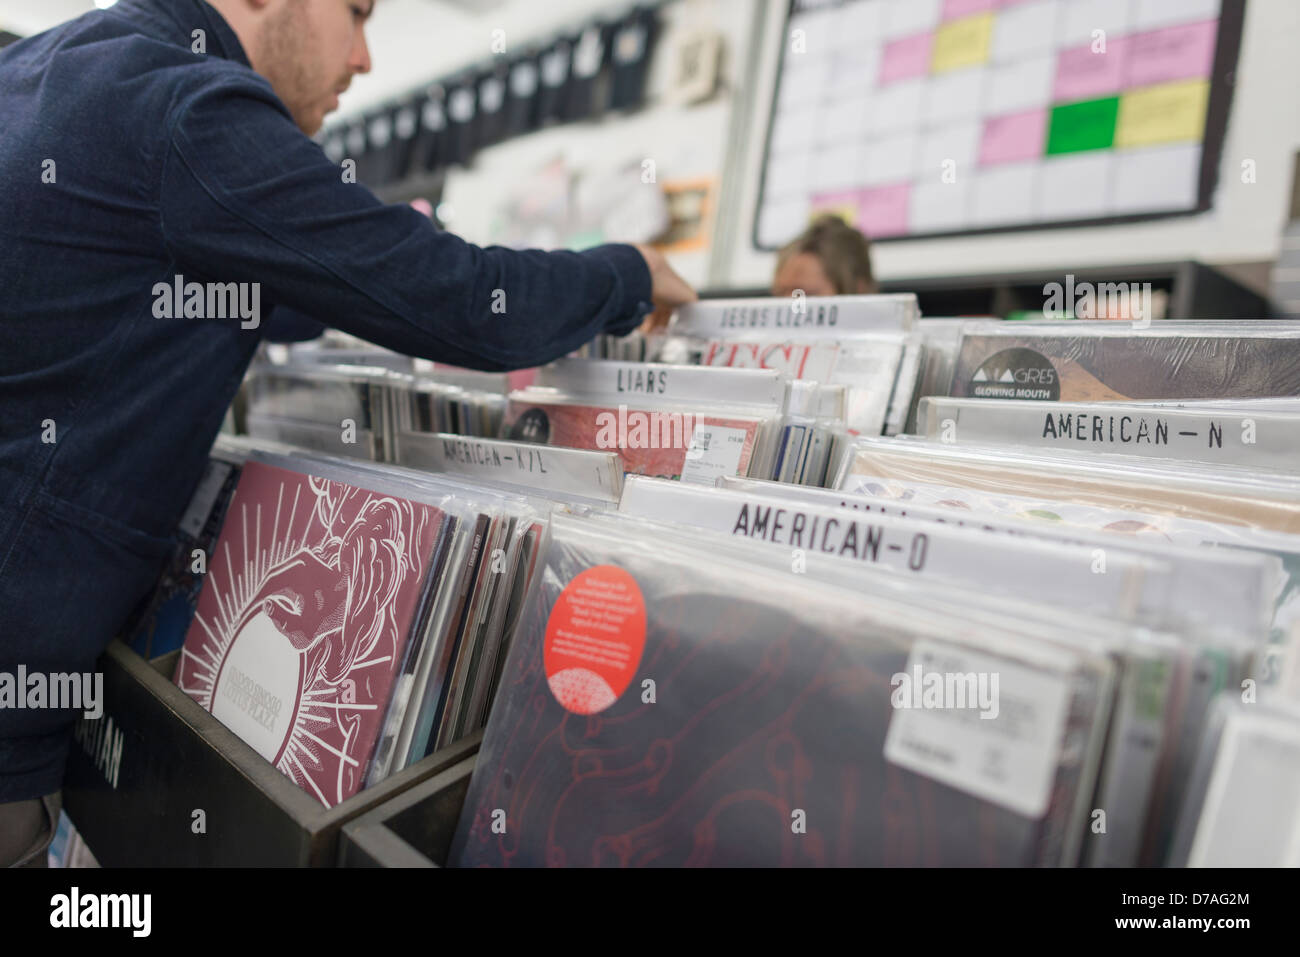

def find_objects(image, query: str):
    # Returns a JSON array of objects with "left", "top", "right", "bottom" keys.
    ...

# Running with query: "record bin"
[
  {"left": 339, "top": 755, "right": 477, "bottom": 867},
  {"left": 61, "top": 640, "right": 481, "bottom": 867}
]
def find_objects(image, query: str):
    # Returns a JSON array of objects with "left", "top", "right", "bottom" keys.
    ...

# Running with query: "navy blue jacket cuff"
[{"left": 580, "top": 243, "right": 654, "bottom": 336}]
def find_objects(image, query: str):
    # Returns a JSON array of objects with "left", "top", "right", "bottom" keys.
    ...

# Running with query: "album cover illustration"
[{"left": 175, "top": 461, "right": 446, "bottom": 807}]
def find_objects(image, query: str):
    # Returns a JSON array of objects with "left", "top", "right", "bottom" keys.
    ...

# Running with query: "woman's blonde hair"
[{"left": 775, "top": 214, "right": 877, "bottom": 294}]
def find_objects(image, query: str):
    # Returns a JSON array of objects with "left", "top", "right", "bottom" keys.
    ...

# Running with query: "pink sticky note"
[
  {"left": 943, "top": 0, "right": 997, "bottom": 17},
  {"left": 858, "top": 184, "right": 911, "bottom": 238},
  {"left": 880, "top": 33, "right": 934, "bottom": 86},
  {"left": 979, "top": 109, "right": 1047, "bottom": 165},
  {"left": 1054, "top": 38, "right": 1129, "bottom": 101},
  {"left": 1124, "top": 20, "right": 1218, "bottom": 88}
]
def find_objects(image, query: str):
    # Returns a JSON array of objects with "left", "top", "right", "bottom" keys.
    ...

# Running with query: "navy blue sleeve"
[
  {"left": 159, "top": 79, "right": 653, "bottom": 371},
  {"left": 262, "top": 306, "right": 327, "bottom": 343}
]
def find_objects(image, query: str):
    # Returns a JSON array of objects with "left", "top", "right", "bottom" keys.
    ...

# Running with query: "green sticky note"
[
  {"left": 1046, "top": 97, "right": 1120, "bottom": 155},
  {"left": 1006, "top": 310, "right": 1076, "bottom": 322},
  {"left": 566, "top": 229, "right": 606, "bottom": 251}
]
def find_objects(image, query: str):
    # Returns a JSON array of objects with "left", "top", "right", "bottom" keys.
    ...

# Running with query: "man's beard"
[{"left": 255, "top": 0, "right": 336, "bottom": 136}]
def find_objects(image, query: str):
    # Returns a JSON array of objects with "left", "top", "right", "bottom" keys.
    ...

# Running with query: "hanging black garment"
[
  {"left": 609, "top": 7, "right": 658, "bottom": 112},
  {"left": 389, "top": 98, "right": 422, "bottom": 182},
  {"left": 343, "top": 119, "right": 377, "bottom": 185},
  {"left": 443, "top": 75, "right": 478, "bottom": 165},
  {"left": 504, "top": 51, "right": 541, "bottom": 138},
  {"left": 475, "top": 62, "right": 510, "bottom": 149},
  {"left": 417, "top": 85, "right": 448, "bottom": 173},
  {"left": 365, "top": 110, "right": 396, "bottom": 186},
  {"left": 562, "top": 23, "right": 611, "bottom": 123},
  {"left": 535, "top": 37, "right": 572, "bottom": 126}
]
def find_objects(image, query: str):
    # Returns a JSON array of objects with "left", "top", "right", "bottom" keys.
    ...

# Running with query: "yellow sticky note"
[
  {"left": 1115, "top": 79, "right": 1209, "bottom": 148},
  {"left": 931, "top": 13, "right": 993, "bottom": 74},
  {"left": 810, "top": 204, "right": 858, "bottom": 228}
]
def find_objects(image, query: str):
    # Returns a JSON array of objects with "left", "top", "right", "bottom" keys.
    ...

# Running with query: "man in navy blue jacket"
[{"left": 0, "top": 0, "right": 695, "bottom": 865}]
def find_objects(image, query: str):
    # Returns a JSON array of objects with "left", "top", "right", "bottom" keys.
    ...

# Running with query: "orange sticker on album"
[{"left": 543, "top": 565, "right": 646, "bottom": 715}]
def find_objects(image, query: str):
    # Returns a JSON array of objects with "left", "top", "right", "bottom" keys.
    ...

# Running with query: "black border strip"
[{"left": 751, "top": 0, "right": 1248, "bottom": 250}]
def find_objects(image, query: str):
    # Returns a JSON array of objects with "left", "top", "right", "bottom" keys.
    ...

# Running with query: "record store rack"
[{"left": 58, "top": 299, "right": 1300, "bottom": 868}]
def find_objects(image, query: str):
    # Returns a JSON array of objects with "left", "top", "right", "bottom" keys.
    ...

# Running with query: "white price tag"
[
  {"left": 680, "top": 425, "right": 748, "bottom": 485},
  {"left": 883, "top": 640, "right": 1071, "bottom": 819}
]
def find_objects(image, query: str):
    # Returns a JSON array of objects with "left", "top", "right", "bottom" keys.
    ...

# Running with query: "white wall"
[
  {"left": 420, "top": 0, "right": 761, "bottom": 289},
  {"left": 436, "top": 100, "right": 734, "bottom": 285},
  {"left": 0, "top": 0, "right": 98, "bottom": 36},
  {"left": 721, "top": 0, "right": 1300, "bottom": 288}
]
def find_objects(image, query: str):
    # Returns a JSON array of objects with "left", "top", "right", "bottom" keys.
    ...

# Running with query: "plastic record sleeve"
[
  {"left": 246, "top": 451, "right": 538, "bottom": 785},
  {"left": 712, "top": 475, "right": 1278, "bottom": 644},
  {"left": 832, "top": 437, "right": 1300, "bottom": 666},
  {"left": 835, "top": 436, "right": 1300, "bottom": 535},
  {"left": 822, "top": 463, "right": 1296, "bottom": 861},
  {"left": 1170, "top": 695, "right": 1300, "bottom": 867},
  {"left": 614, "top": 474, "right": 1270, "bottom": 867},
  {"left": 665, "top": 294, "right": 922, "bottom": 437},
  {"left": 448, "top": 511, "right": 1115, "bottom": 867},
  {"left": 711, "top": 475, "right": 1271, "bottom": 866},
  {"left": 232, "top": 451, "right": 472, "bottom": 789},
  {"left": 594, "top": 505, "right": 1199, "bottom": 868},
  {"left": 173, "top": 456, "right": 451, "bottom": 808},
  {"left": 662, "top": 332, "right": 910, "bottom": 438},
  {"left": 948, "top": 319, "right": 1300, "bottom": 403},
  {"left": 614, "top": 474, "right": 1275, "bottom": 640},
  {"left": 245, "top": 363, "right": 399, "bottom": 461}
]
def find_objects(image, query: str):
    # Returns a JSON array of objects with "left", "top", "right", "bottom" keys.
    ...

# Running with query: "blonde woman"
[{"left": 772, "top": 214, "right": 879, "bottom": 298}]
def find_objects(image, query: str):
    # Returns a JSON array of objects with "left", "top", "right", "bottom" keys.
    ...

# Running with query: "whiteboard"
[{"left": 753, "top": 0, "right": 1245, "bottom": 248}]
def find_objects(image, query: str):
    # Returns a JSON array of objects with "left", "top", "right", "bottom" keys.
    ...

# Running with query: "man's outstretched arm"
[{"left": 160, "top": 78, "right": 693, "bottom": 370}]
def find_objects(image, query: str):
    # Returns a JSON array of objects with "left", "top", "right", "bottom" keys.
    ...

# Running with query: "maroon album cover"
[
  {"left": 174, "top": 461, "right": 446, "bottom": 807},
  {"left": 448, "top": 517, "right": 1101, "bottom": 867}
]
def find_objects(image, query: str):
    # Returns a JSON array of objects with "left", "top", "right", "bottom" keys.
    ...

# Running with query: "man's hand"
[{"left": 633, "top": 244, "right": 697, "bottom": 334}]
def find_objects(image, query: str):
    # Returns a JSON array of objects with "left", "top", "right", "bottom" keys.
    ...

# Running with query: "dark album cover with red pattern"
[{"left": 449, "top": 516, "right": 1102, "bottom": 867}]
